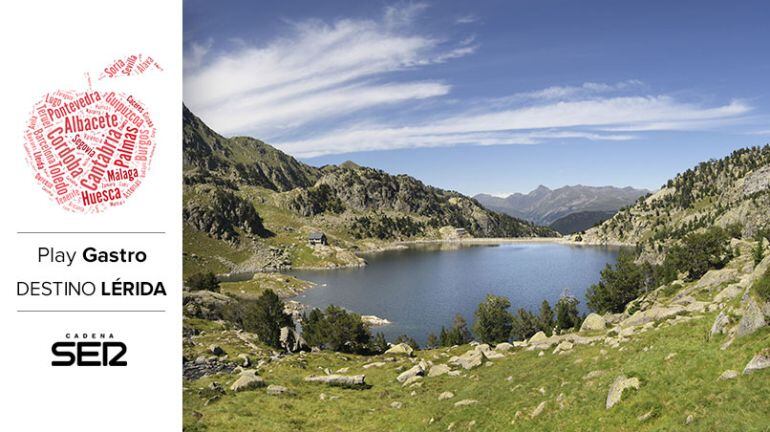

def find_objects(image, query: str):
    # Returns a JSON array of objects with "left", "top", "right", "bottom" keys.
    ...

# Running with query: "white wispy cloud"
[
  {"left": 184, "top": 4, "right": 472, "bottom": 136},
  {"left": 456, "top": 14, "right": 479, "bottom": 24},
  {"left": 498, "top": 80, "right": 644, "bottom": 103},
  {"left": 278, "top": 96, "right": 749, "bottom": 157},
  {"left": 184, "top": 5, "right": 753, "bottom": 158}
]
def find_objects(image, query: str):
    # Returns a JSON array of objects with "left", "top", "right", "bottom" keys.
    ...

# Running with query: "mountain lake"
[{"left": 289, "top": 242, "right": 620, "bottom": 344}]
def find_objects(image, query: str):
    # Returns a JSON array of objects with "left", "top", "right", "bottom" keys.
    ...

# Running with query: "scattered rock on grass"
[
  {"left": 581, "top": 313, "right": 607, "bottom": 332},
  {"left": 230, "top": 370, "right": 265, "bottom": 392},
  {"left": 737, "top": 299, "right": 767, "bottom": 337},
  {"left": 531, "top": 401, "right": 546, "bottom": 418},
  {"left": 454, "top": 399, "right": 478, "bottom": 408},
  {"left": 385, "top": 343, "right": 414, "bottom": 356},
  {"left": 304, "top": 374, "right": 367, "bottom": 388},
  {"left": 743, "top": 348, "right": 770, "bottom": 374},
  {"left": 606, "top": 375, "right": 640, "bottom": 409},
  {"left": 428, "top": 364, "right": 452, "bottom": 377},
  {"left": 718, "top": 370, "right": 738, "bottom": 380},
  {"left": 266, "top": 384, "right": 290, "bottom": 395},
  {"left": 397, "top": 364, "right": 425, "bottom": 383}
]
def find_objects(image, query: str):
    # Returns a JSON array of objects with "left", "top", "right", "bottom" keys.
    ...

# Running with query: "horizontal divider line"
[
  {"left": 17, "top": 231, "right": 166, "bottom": 234},
  {"left": 17, "top": 309, "right": 166, "bottom": 313}
]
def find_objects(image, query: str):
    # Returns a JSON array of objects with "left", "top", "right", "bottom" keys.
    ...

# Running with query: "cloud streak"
[
  {"left": 184, "top": 5, "right": 752, "bottom": 158},
  {"left": 277, "top": 96, "right": 749, "bottom": 157},
  {"left": 185, "top": 4, "right": 472, "bottom": 136}
]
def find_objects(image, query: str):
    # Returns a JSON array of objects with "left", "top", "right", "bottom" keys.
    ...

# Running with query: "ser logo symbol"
[{"left": 51, "top": 332, "right": 127, "bottom": 367}]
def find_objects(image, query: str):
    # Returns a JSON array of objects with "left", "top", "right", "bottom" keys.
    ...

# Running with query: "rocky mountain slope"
[
  {"left": 182, "top": 107, "right": 555, "bottom": 275},
  {"left": 475, "top": 185, "right": 648, "bottom": 226},
  {"left": 549, "top": 210, "right": 616, "bottom": 234},
  {"left": 582, "top": 146, "right": 770, "bottom": 254}
]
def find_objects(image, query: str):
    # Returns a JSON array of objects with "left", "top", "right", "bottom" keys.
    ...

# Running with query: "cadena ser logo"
[{"left": 51, "top": 332, "right": 127, "bottom": 367}]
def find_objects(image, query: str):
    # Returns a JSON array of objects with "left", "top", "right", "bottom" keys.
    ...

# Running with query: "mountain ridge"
[
  {"left": 474, "top": 184, "right": 649, "bottom": 226},
  {"left": 182, "top": 106, "right": 556, "bottom": 275}
]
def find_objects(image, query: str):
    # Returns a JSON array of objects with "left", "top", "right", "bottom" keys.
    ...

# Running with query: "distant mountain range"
[{"left": 474, "top": 185, "right": 649, "bottom": 233}]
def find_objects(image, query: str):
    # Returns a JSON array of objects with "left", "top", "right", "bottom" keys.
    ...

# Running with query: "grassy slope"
[
  {"left": 183, "top": 317, "right": 769, "bottom": 432},
  {"left": 219, "top": 273, "right": 311, "bottom": 299}
]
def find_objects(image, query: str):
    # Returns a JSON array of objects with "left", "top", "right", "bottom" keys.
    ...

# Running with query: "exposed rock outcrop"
[
  {"left": 743, "top": 348, "right": 770, "bottom": 374},
  {"left": 304, "top": 374, "right": 368, "bottom": 388},
  {"left": 230, "top": 370, "right": 266, "bottom": 392},
  {"left": 606, "top": 375, "right": 640, "bottom": 409}
]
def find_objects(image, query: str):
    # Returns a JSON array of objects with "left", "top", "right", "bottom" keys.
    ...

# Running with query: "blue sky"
[{"left": 184, "top": 0, "right": 770, "bottom": 196}]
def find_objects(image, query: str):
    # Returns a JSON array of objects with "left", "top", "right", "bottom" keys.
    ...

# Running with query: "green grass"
[
  {"left": 183, "top": 226, "right": 253, "bottom": 278},
  {"left": 220, "top": 273, "right": 311, "bottom": 299},
  {"left": 753, "top": 266, "right": 770, "bottom": 302},
  {"left": 184, "top": 320, "right": 266, "bottom": 362},
  {"left": 184, "top": 314, "right": 770, "bottom": 431}
]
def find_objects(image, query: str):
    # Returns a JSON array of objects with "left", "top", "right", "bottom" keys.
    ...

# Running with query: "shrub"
[
  {"left": 252, "top": 290, "right": 293, "bottom": 348},
  {"left": 510, "top": 308, "right": 541, "bottom": 341},
  {"left": 370, "top": 332, "right": 389, "bottom": 354},
  {"left": 587, "top": 252, "right": 646, "bottom": 313},
  {"left": 555, "top": 295, "right": 582, "bottom": 331},
  {"left": 185, "top": 272, "right": 220, "bottom": 292},
  {"left": 301, "top": 305, "right": 371, "bottom": 353},
  {"left": 666, "top": 226, "right": 731, "bottom": 281},
  {"left": 425, "top": 333, "right": 439, "bottom": 349},
  {"left": 537, "top": 300, "right": 555, "bottom": 336},
  {"left": 753, "top": 237, "right": 765, "bottom": 266},
  {"left": 439, "top": 314, "right": 473, "bottom": 346},
  {"left": 755, "top": 267, "right": 770, "bottom": 302},
  {"left": 473, "top": 294, "right": 513, "bottom": 344},
  {"left": 221, "top": 289, "right": 292, "bottom": 349}
]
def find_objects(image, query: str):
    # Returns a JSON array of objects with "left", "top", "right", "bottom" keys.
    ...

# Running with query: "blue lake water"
[{"left": 289, "top": 242, "right": 619, "bottom": 344}]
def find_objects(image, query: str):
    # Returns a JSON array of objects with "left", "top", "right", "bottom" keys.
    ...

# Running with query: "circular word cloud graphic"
[{"left": 23, "top": 54, "right": 159, "bottom": 213}]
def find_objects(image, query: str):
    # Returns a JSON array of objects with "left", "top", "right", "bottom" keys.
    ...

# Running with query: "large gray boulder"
[
  {"left": 529, "top": 331, "right": 548, "bottom": 344},
  {"left": 620, "top": 305, "right": 685, "bottom": 327},
  {"left": 384, "top": 343, "right": 414, "bottom": 357},
  {"left": 397, "top": 364, "right": 425, "bottom": 383},
  {"left": 476, "top": 344, "right": 504, "bottom": 359},
  {"left": 743, "top": 348, "right": 770, "bottom": 375},
  {"left": 710, "top": 311, "right": 730, "bottom": 337},
  {"left": 230, "top": 370, "right": 266, "bottom": 392},
  {"left": 427, "top": 363, "right": 452, "bottom": 377},
  {"left": 736, "top": 299, "right": 767, "bottom": 337},
  {"left": 448, "top": 349, "right": 485, "bottom": 370},
  {"left": 606, "top": 375, "right": 640, "bottom": 409},
  {"left": 580, "top": 313, "right": 606, "bottom": 332},
  {"left": 304, "top": 374, "right": 367, "bottom": 388},
  {"left": 494, "top": 342, "right": 514, "bottom": 352},
  {"left": 622, "top": 305, "right": 685, "bottom": 327}
]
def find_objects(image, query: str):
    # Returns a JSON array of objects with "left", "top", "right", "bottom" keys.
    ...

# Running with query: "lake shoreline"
[{"left": 289, "top": 240, "right": 621, "bottom": 343}]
